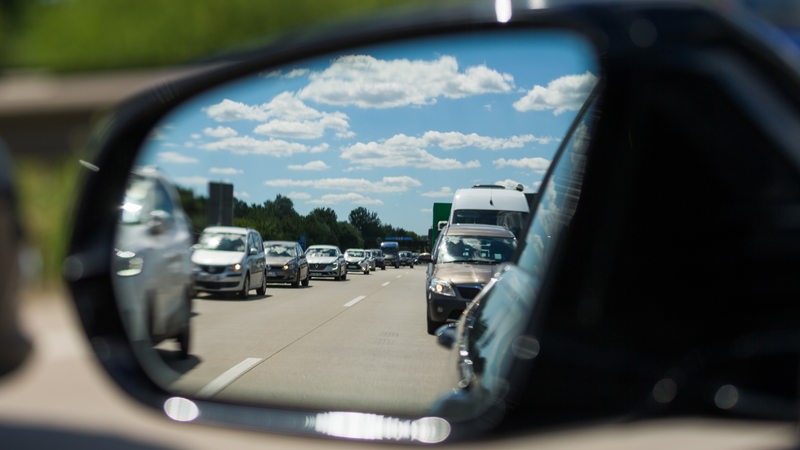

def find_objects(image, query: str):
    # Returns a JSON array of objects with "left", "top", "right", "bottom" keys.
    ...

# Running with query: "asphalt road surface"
[
  {"left": 154, "top": 265, "right": 454, "bottom": 417},
  {"left": 0, "top": 280, "right": 795, "bottom": 449}
]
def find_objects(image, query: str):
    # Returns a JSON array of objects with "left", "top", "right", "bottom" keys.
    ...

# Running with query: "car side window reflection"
[
  {"left": 515, "top": 104, "right": 593, "bottom": 278},
  {"left": 459, "top": 103, "right": 595, "bottom": 396}
]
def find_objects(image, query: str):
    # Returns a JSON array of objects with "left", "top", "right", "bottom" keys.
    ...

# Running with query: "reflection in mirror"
[{"left": 111, "top": 29, "right": 598, "bottom": 418}]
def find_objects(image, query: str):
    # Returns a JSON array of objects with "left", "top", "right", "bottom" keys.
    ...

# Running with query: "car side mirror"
[
  {"left": 417, "top": 253, "right": 432, "bottom": 264},
  {"left": 63, "top": 1, "right": 602, "bottom": 444},
  {"left": 146, "top": 210, "right": 171, "bottom": 235}
]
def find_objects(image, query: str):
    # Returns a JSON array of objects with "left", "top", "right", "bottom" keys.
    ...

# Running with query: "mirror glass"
[{"left": 112, "top": 28, "right": 598, "bottom": 417}]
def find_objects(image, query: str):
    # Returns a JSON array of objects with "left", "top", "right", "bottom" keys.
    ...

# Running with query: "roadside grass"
[
  {"left": 15, "top": 153, "right": 81, "bottom": 289},
  {"left": 5, "top": 0, "right": 428, "bottom": 73}
]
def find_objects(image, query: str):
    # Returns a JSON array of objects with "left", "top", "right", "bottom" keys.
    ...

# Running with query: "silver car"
[
  {"left": 113, "top": 167, "right": 193, "bottom": 358},
  {"left": 364, "top": 250, "right": 377, "bottom": 271},
  {"left": 344, "top": 248, "right": 371, "bottom": 275},
  {"left": 192, "top": 226, "right": 268, "bottom": 298},
  {"left": 305, "top": 245, "right": 347, "bottom": 280}
]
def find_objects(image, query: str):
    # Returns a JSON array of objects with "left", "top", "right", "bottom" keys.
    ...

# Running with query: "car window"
[
  {"left": 119, "top": 176, "right": 153, "bottom": 225},
  {"left": 515, "top": 104, "right": 593, "bottom": 278},
  {"left": 437, "top": 235, "right": 516, "bottom": 263},
  {"left": 197, "top": 232, "right": 247, "bottom": 251}
]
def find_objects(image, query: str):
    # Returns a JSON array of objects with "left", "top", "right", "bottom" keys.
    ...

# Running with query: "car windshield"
[
  {"left": 347, "top": 250, "right": 364, "bottom": 257},
  {"left": 196, "top": 232, "right": 247, "bottom": 252},
  {"left": 452, "top": 210, "right": 529, "bottom": 237},
  {"left": 119, "top": 176, "right": 151, "bottom": 225},
  {"left": 266, "top": 244, "right": 294, "bottom": 257},
  {"left": 436, "top": 235, "right": 516, "bottom": 264},
  {"left": 308, "top": 248, "right": 336, "bottom": 257}
]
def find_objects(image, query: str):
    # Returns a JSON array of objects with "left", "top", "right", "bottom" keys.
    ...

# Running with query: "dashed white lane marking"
[
  {"left": 344, "top": 295, "right": 366, "bottom": 308},
  {"left": 198, "top": 357, "right": 263, "bottom": 397},
  {"left": 382, "top": 282, "right": 391, "bottom": 287}
]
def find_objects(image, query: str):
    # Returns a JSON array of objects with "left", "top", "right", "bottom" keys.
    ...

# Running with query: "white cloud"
[
  {"left": 174, "top": 176, "right": 208, "bottom": 187},
  {"left": 204, "top": 99, "right": 269, "bottom": 122},
  {"left": 285, "top": 68, "right": 310, "bottom": 78},
  {"left": 422, "top": 187, "right": 454, "bottom": 198},
  {"left": 340, "top": 130, "right": 545, "bottom": 170},
  {"left": 493, "top": 157, "right": 551, "bottom": 174},
  {"left": 203, "top": 136, "right": 328, "bottom": 157},
  {"left": 158, "top": 152, "right": 197, "bottom": 164},
  {"left": 287, "top": 191, "right": 311, "bottom": 200},
  {"left": 204, "top": 126, "right": 238, "bottom": 138},
  {"left": 513, "top": 71, "right": 597, "bottom": 115},
  {"left": 205, "top": 93, "right": 352, "bottom": 140},
  {"left": 342, "top": 139, "right": 481, "bottom": 170},
  {"left": 288, "top": 160, "right": 329, "bottom": 171},
  {"left": 254, "top": 112, "right": 350, "bottom": 140},
  {"left": 264, "top": 176, "right": 421, "bottom": 193},
  {"left": 298, "top": 55, "right": 514, "bottom": 109},
  {"left": 209, "top": 167, "right": 243, "bottom": 175},
  {"left": 308, "top": 192, "right": 383, "bottom": 206},
  {"left": 235, "top": 191, "right": 250, "bottom": 198}
]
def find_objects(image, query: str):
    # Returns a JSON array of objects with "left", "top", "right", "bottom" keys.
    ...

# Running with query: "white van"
[{"left": 448, "top": 184, "right": 530, "bottom": 238}]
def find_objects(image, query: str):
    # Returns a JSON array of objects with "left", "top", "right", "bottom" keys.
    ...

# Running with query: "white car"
[
  {"left": 113, "top": 167, "right": 193, "bottom": 358},
  {"left": 344, "top": 248, "right": 371, "bottom": 274},
  {"left": 305, "top": 244, "right": 347, "bottom": 280},
  {"left": 192, "top": 226, "right": 267, "bottom": 298}
]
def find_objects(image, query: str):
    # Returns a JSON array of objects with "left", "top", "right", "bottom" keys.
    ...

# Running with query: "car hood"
[
  {"left": 266, "top": 256, "right": 294, "bottom": 266},
  {"left": 306, "top": 255, "right": 338, "bottom": 264},
  {"left": 432, "top": 262, "right": 498, "bottom": 285},
  {"left": 192, "top": 249, "right": 244, "bottom": 266}
]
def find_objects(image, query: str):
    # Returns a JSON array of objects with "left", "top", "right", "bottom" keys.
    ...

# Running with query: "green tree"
[
  {"left": 176, "top": 187, "right": 207, "bottom": 239},
  {"left": 349, "top": 206, "right": 382, "bottom": 247},
  {"left": 336, "top": 222, "right": 363, "bottom": 249},
  {"left": 262, "top": 194, "right": 302, "bottom": 241},
  {"left": 303, "top": 214, "right": 337, "bottom": 246}
]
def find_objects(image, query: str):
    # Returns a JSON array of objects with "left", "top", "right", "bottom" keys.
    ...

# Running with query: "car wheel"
[
  {"left": 239, "top": 273, "right": 250, "bottom": 299},
  {"left": 301, "top": 270, "right": 310, "bottom": 287},
  {"left": 291, "top": 270, "right": 300, "bottom": 288},
  {"left": 177, "top": 288, "right": 192, "bottom": 358},
  {"left": 256, "top": 270, "right": 267, "bottom": 295},
  {"left": 177, "top": 320, "right": 191, "bottom": 359},
  {"left": 410, "top": 263, "right": 414, "bottom": 269},
  {"left": 426, "top": 314, "right": 442, "bottom": 335},
  {"left": 340, "top": 269, "right": 347, "bottom": 281},
  {"left": 146, "top": 292, "right": 156, "bottom": 344}
]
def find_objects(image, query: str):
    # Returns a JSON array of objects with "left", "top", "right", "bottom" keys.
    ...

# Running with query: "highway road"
[
  {"left": 0, "top": 280, "right": 794, "bottom": 449},
  {"left": 154, "top": 265, "right": 455, "bottom": 417}
]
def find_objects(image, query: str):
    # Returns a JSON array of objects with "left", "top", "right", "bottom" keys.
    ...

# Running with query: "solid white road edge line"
[{"left": 197, "top": 357, "right": 263, "bottom": 397}]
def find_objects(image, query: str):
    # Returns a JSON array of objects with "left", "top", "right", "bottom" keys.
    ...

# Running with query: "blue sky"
[{"left": 139, "top": 29, "right": 597, "bottom": 236}]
